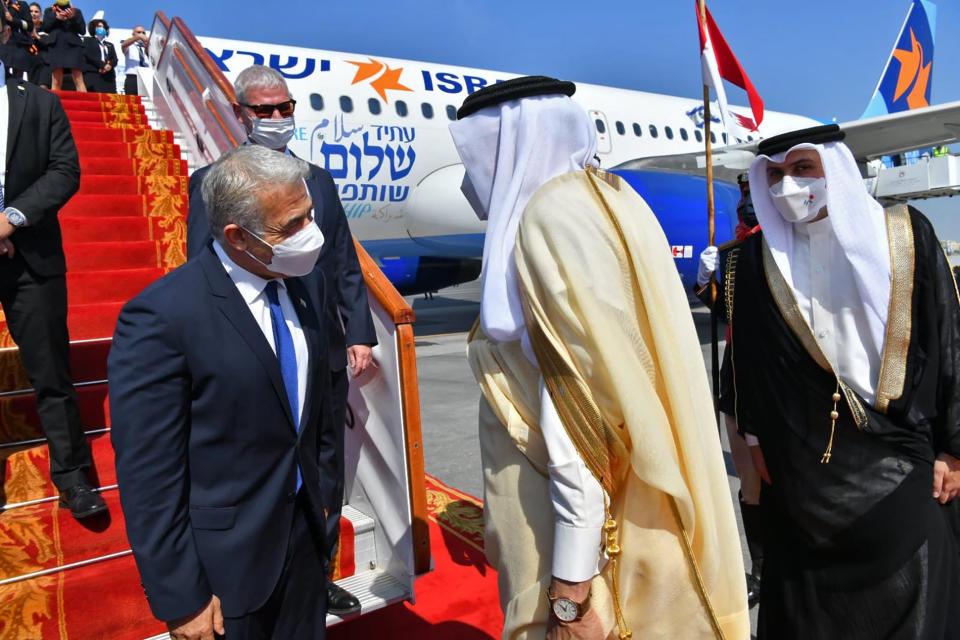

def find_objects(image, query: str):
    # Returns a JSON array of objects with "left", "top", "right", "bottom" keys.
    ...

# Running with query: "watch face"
[{"left": 552, "top": 597, "right": 579, "bottom": 623}]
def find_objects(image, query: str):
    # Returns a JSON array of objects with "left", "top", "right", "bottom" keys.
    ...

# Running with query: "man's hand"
[
  {"left": 0, "top": 214, "right": 16, "bottom": 241},
  {"left": 104, "top": 62, "right": 112, "bottom": 72},
  {"left": 696, "top": 246, "right": 719, "bottom": 288},
  {"left": 167, "top": 595, "right": 224, "bottom": 640},
  {"left": 933, "top": 452, "right": 960, "bottom": 504},
  {"left": 545, "top": 577, "right": 604, "bottom": 640},
  {"left": 749, "top": 445, "right": 771, "bottom": 485},
  {"left": 347, "top": 344, "right": 376, "bottom": 377},
  {"left": 0, "top": 238, "right": 15, "bottom": 259}
]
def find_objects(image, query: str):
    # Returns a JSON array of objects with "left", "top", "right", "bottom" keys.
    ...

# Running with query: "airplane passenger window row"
[
  {"left": 604, "top": 119, "right": 729, "bottom": 145},
  {"left": 309, "top": 92, "right": 460, "bottom": 122}
]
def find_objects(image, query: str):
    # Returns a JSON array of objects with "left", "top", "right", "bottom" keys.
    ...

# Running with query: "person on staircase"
[
  {"left": 81, "top": 14, "right": 115, "bottom": 94},
  {"left": 0, "top": 0, "right": 38, "bottom": 81},
  {"left": 28, "top": 3, "right": 51, "bottom": 88},
  {"left": 0, "top": 62, "right": 105, "bottom": 519},
  {"left": 185, "top": 64, "right": 378, "bottom": 619},
  {"left": 40, "top": 0, "right": 85, "bottom": 92},
  {"left": 120, "top": 24, "right": 148, "bottom": 96}
]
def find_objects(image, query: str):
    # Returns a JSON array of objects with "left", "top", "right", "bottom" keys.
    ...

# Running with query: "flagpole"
[{"left": 699, "top": 0, "right": 721, "bottom": 428}]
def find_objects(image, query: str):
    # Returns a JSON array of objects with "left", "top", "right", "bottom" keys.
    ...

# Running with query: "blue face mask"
[{"left": 95, "top": 27, "right": 107, "bottom": 38}]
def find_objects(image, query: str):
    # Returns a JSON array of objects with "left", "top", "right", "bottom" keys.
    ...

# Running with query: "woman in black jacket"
[
  {"left": 40, "top": 0, "right": 86, "bottom": 91},
  {"left": 0, "top": 0, "right": 37, "bottom": 80}
]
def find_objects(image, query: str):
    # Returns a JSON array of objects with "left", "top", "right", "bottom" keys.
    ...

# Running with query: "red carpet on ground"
[{"left": 331, "top": 474, "right": 501, "bottom": 639}]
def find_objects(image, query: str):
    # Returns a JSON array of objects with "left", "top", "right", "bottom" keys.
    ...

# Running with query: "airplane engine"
[{"left": 611, "top": 169, "right": 741, "bottom": 290}]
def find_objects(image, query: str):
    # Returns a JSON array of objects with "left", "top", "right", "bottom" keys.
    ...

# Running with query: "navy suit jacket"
[
  {"left": 109, "top": 245, "right": 336, "bottom": 622},
  {"left": 186, "top": 158, "right": 377, "bottom": 371}
]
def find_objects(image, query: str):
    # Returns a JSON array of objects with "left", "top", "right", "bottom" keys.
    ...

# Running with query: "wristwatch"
[
  {"left": 4, "top": 208, "right": 26, "bottom": 228},
  {"left": 548, "top": 590, "right": 591, "bottom": 623}
]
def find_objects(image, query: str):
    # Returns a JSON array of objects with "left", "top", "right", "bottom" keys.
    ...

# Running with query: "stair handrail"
[{"left": 147, "top": 11, "right": 430, "bottom": 576}]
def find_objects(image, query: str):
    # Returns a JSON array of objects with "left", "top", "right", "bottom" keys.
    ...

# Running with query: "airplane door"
[{"left": 589, "top": 109, "right": 612, "bottom": 154}]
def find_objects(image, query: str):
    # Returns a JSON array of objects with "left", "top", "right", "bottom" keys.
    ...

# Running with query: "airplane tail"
[{"left": 861, "top": 0, "right": 936, "bottom": 118}]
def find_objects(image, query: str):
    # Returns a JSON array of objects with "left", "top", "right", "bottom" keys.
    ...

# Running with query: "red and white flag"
[{"left": 696, "top": 2, "right": 764, "bottom": 142}]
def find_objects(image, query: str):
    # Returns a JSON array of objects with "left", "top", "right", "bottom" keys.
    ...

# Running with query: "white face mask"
[
  {"left": 460, "top": 174, "right": 487, "bottom": 220},
  {"left": 244, "top": 220, "right": 324, "bottom": 277},
  {"left": 249, "top": 117, "right": 296, "bottom": 150},
  {"left": 768, "top": 176, "right": 827, "bottom": 223}
]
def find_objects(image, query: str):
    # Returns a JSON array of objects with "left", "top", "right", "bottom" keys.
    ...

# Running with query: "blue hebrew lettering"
[
  {"left": 386, "top": 146, "right": 416, "bottom": 180},
  {"left": 321, "top": 142, "right": 348, "bottom": 179},
  {"left": 268, "top": 55, "right": 316, "bottom": 80},
  {"left": 349, "top": 144, "right": 363, "bottom": 180},
  {"left": 400, "top": 127, "right": 415, "bottom": 143},
  {"left": 389, "top": 186, "right": 409, "bottom": 202},
  {"left": 235, "top": 51, "right": 265, "bottom": 67},
  {"left": 205, "top": 48, "right": 233, "bottom": 71},
  {"left": 363, "top": 133, "right": 385, "bottom": 179},
  {"left": 360, "top": 184, "right": 378, "bottom": 200},
  {"left": 341, "top": 184, "right": 358, "bottom": 201}
]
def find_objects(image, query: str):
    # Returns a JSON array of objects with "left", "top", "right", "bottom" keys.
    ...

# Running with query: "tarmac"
[{"left": 404, "top": 277, "right": 761, "bottom": 632}]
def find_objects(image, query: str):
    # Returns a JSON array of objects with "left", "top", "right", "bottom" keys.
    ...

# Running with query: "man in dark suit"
[
  {"left": 81, "top": 16, "right": 116, "bottom": 93},
  {"left": 0, "top": 74, "right": 106, "bottom": 519},
  {"left": 110, "top": 145, "right": 334, "bottom": 640},
  {"left": 185, "top": 64, "right": 376, "bottom": 616}
]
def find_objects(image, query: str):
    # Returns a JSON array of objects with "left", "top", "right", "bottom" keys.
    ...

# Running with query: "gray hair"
[
  {"left": 234, "top": 65, "right": 290, "bottom": 105},
  {"left": 201, "top": 145, "right": 310, "bottom": 243}
]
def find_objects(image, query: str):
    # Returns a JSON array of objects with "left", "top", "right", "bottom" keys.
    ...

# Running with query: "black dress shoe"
[
  {"left": 746, "top": 572, "right": 761, "bottom": 609},
  {"left": 59, "top": 483, "right": 108, "bottom": 520},
  {"left": 327, "top": 579, "right": 361, "bottom": 615}
]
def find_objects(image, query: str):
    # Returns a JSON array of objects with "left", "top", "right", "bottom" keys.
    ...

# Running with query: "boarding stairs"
[{"left": 0, "top": 14, "right": 428, "bottom": 638}]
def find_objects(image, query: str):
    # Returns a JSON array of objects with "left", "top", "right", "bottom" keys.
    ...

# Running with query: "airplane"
[{"left": 112, "top": 0, "right": 954, "bottom": 294}]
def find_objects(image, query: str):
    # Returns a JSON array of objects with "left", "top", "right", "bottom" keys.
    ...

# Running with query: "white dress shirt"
[
  {"left": 540, "top": 378, "right": 607, "bottom": 582},
  {"left": 213, "top": 242, "right": 309, "bottom": 422},
  {"left": 0, "top": 72, "right": 8, "bottom": 198},
  {"left": 123, "top": 41, "right": 148, "bottom": 74},
  {"left": 791, "top": 217, "right": 880, "bottom": 404}
]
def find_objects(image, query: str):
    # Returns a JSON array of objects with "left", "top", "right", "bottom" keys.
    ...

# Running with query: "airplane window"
[
  {"left": 665, "top": 126, "right": 674, "bottom": 140},
  {"left": 396, "top": 100, "right": 408, "bottom": 117},
  {"left": 632, "top": 123, "right": 641, "bottom": 137},
  {"left": 680, "top": 128, "right": 689, "bottom": 141},
  {"left": 615, "top": 121, "right": 625, "bottom": 135},
  {"left": 649, "top": 124, "right": 658, "bottom": 138},
  {"left": 422, "top": 103, "right": 434, "bottom": 119},
  {"left": 710, "top": 132, "right": 717, "bottom": 143},
  {"left": 594, "top": 119, "right": 606, "bottom": 134},
  {"left": 368, "top": 98, "right": 381, "bottom": 115},
  {"left": 722, "top": 133, "right": 728, "bottom": 144},
  {"left": 747, "top": 135, "right": 754, "bottom": 142},
  {"left": 309, "top": 93, "right": 324, "bottom": 111},
  {"left": 339, "top": 96, "right": 353, "bottom": 113},
  {"left": 446, "top": 105, "right": 457, "bottom": 120},
  {"left": 695, "top": 129, "right": 703, "bottom": 142}
]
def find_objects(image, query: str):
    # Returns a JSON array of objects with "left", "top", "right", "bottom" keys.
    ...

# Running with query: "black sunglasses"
[{"left": 240, "top": 99, "right": 297, "bottom": 118}]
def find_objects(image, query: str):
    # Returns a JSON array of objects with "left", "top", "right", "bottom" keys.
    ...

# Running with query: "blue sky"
[{"left": 104, "top": 1, "right": 960, "bottom": 236}]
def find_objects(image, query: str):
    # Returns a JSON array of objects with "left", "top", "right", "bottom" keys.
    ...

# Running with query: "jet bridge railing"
[{"left": 145, "top": 9, "right": 431, "bottom": 588}]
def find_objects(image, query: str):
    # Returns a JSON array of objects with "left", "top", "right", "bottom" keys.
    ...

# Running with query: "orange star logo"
[
  {"left": 346, "top": 57, "right": 413, "bottom": 103},
  {"left": 891, "top": 28, "right": 931, "bottom": 109}
]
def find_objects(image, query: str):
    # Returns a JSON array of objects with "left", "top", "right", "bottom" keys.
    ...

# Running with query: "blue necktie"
[{"left": 265, "top": 281, "right": 301, "bottom": 491}]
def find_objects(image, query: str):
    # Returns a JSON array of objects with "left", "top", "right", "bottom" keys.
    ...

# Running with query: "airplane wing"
[{"left": 614, "top": 100, "right": 960, "bottom": 182}]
